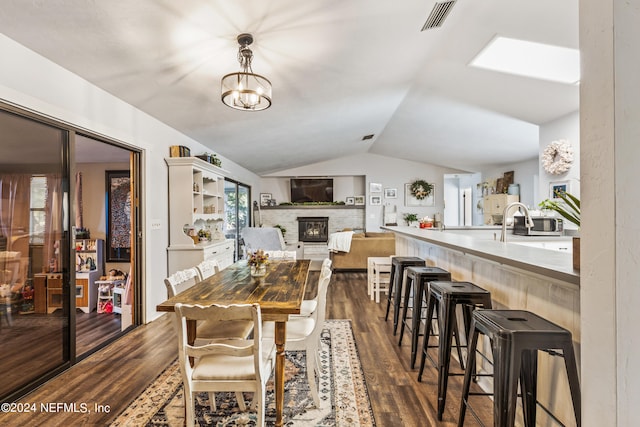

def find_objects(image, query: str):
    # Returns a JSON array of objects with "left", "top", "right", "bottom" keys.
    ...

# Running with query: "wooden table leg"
[{"left": 274, "top": 320, "right": 286, "bottom": 427}]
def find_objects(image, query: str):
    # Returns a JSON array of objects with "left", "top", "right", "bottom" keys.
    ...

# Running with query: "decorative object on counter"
[
  {"left": 419, "top": 216, "right": 434, "bottom": 228},
  {"left": 403, "top": 213, "right": 418, "bottom": 226},
  {"left": 248, "top": 249, "right": 269, "bottom": 277},
  {"left": 197, "top": 228, "right": 211, "bottom": 242},
  {"left": 539, "top": 191, "right": 580, "bottom": 227},
  {"left": 539, "top": 191, "right": 580, "bottom": 270},
  {"left": 542, "top": 139, "right": 573, "bottom": 175},
  {"left": 409, "top": 179, "right": 434, "bottom": 200}
]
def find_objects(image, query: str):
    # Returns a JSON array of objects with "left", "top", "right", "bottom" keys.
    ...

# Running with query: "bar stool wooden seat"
[
  {"left": 418, "top": 281, "right": 492, "bottom": 421},
  {"left": 384, "top": 256, "right": 425, "bottom": 335},
  {"left": 397, "top": 266, "right": 451, "bottom": 368},
  {"left": 458, "top": 309, "right": 581, "bottom": 427}
]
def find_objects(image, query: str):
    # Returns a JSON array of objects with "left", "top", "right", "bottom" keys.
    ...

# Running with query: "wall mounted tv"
[{"left": 290, "top": 178, "right": 334, "bottom": 203}]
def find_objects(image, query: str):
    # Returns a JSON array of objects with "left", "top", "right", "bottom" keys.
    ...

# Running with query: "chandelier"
[{"left": 221, "top": 33, "right": 272, "bottom": 111}]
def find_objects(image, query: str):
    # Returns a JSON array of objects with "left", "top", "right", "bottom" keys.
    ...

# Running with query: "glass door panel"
[
  {"left": 224, "top": 180, "right": 250, "bottom": 260},
  {"left": 0, "top": 109, "right": 70, "bottom": 400}
]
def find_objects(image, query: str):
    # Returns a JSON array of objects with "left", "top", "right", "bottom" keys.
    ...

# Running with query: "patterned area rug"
[{"left": 111, "top": 319, "right": 375, "bottom": 426}]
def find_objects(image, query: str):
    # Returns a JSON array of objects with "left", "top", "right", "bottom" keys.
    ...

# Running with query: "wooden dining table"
[{"left": 156, "top": 258, "right": 311, "bottom": 427}]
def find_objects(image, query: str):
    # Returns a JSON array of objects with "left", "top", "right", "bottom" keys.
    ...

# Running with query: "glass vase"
[{"left": 251, "top": 264, "right": 267, "bottom": 277}]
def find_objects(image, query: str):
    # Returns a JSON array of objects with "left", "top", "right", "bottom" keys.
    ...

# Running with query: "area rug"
[{"left": 111, "top": 319, "right": 375, "bottom": 426}]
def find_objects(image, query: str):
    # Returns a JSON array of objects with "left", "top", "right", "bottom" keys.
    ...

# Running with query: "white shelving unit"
[
  {"left": 75, "top": 238, "right": 103, "bottom": 313},
  {"left": 165, "top": 157, "right": 234, "bottom": 274}
]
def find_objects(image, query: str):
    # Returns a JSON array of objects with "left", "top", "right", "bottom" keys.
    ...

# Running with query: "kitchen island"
[{"left": 382, "top": 225, "right": 580, "bottom": 427}]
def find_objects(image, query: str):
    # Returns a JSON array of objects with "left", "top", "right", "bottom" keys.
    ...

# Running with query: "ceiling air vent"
[{"left": 421, "top": 1, "right": 457, "bottom": 31}]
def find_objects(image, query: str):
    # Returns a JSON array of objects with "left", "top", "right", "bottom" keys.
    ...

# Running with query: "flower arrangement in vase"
[{"left": 248, "top": 249, "right": 269, "bottom": 277}]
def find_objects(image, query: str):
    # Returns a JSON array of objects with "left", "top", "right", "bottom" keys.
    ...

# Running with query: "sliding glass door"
[
  {"left": 224, "top": 180, "right": 250, "bottom": 260},
  {"left": 0, "top": 109, "right": 70, "bottom": 400}
]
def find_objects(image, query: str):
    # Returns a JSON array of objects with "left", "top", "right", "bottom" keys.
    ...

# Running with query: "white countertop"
[{"left": 382, "top": 226, "right": 579, "bottom": 285}]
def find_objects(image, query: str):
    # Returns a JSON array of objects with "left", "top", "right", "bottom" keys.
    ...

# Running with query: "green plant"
[
  {"left": 403, "top": 213, "right": 418, "bottom": 224},
  {"left": 274, "top": 224, "right": 287, "bottom": 237},
  {"left": 539, "top": 191, "right": 580, "bottom": 227}
]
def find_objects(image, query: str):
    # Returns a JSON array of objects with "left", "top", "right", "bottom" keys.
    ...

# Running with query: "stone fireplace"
[{"left": 297, "top": 217, "right": 329, "bottom": 243}]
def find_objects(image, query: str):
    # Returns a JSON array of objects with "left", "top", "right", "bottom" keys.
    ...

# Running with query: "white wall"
[
  {"left": 538, "top": 111, "right": 581, "bottom": 228},
  {"left": 0, "top": 34, "right": 260, "bottom": 323},
  {"left": 263, "top": 153, "right": 463, "bottom": 230}
]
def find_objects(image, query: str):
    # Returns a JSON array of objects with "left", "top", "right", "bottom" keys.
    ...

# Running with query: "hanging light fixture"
[{"left": 221, "top": 33, "right": 272, "bottom": 111}]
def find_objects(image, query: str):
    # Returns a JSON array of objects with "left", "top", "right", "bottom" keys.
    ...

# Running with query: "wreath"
[
  {"left": 409, "top": 179, "right": 433, "bottom": 200},
  {"left": 542, "top": 140, "right": 573, "bottom": 175}
]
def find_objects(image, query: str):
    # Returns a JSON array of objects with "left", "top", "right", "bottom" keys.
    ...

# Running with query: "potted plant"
[
  {"left": 403, "top": 213, "right": 419, "bottom": 227},
  {"left": 539, "top": 191, "right": 580, "bottom": 269}
]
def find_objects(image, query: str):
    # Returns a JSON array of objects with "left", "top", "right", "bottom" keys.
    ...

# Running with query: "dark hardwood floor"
[{"left": 2, "top": 270, "right": 492, "bottom": 426}]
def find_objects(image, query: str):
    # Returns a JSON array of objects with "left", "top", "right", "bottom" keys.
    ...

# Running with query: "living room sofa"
[{"left": 329, "top": 232, "right": 396, "bottom": 270}]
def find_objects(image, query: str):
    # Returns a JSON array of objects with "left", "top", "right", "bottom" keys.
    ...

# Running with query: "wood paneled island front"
[{"left": 382, "top": 225, "right": 580, "bottom": 427}]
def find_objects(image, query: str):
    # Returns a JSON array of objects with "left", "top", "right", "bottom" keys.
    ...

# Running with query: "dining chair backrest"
[
  {"left": 195, "top": 259, "right": 220, "bottom": 281},
  {"left": 263, "top": 250, "right": 297, "bottom": 261},
  {"left": 174, "top": 303, "right": 274, "bottom": 426},
  {"left": 164, "top": 267, "right": 200, "bottom": 298},
  {"left": 313, "top": 265, "right": 332, "bottom": 326}
]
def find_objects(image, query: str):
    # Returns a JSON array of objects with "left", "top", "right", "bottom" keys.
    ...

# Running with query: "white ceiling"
[{"left": 0, "top": 0, "right": 579, "bottom": 175}]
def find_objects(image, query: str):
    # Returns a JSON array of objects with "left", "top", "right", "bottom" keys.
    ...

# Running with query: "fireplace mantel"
[{"left": 260, "top": 205, "right": 364, "bottom": 210}]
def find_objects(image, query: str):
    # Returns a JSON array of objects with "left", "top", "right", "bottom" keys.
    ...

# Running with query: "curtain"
[
  {"left": 43, "top": 175, "right": 63, "bottom": 273},
  {"left": 0, "top": 174, "right": 31, "bottom": 252}
]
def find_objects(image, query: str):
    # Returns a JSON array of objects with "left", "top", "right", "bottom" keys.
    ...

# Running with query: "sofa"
[{"left": 329, "top": 232, "right": 396, "bottom": 270}]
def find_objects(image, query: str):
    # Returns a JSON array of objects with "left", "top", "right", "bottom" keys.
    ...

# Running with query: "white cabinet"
[
  {"left": 483, "top": 194, "right": 519, "bottom": 225},
  {"left": 167, "top": 239, "right": 235, "bottom": 274},
  {"left": 165, "top": 157, "right": 234, "bottom": 274}
]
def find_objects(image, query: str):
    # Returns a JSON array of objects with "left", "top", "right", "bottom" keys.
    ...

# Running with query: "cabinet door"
[{"left": 76, "top": 278, "right": 89, "bottom": 307}]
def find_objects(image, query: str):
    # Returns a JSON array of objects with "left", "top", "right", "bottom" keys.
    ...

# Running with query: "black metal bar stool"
[
  {"left": 384, "top": 256, "right": 425, "bottom": 335},
  {"left": 418, "top": 281, "right": 492, "bottom": 421},
  {"left": 458, "top": 309, "right": 581, "bottom": 427},
  {"left": 397, "top": 266, "right": 451, "bottom": 369}
]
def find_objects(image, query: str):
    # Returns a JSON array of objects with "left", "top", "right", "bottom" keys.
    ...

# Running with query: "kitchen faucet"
[{"left": 500, "top": 202, "right": 534, "bottom": 242}]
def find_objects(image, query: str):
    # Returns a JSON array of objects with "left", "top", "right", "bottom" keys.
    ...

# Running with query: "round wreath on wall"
[
  {"left": 542, "top": 139, "right": 573, "bottom": 175},
  {"left": 409, "top": 179, "right": 434, "bottom": 200}
]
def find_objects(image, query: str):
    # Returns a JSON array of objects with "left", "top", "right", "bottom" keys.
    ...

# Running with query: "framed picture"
[
  {"left": 345, "top": 196, "right": 355, "bottom": 205},
  {"left": 384, "top": 188, "right": 397, "bottom": 198},
  {"left": 370, "top": 195, "right": 382, "bottom": 205},
  {"left": 106, "top": 170, "right": 131, "bottom": 262},
  {"left": 405, "top": 183, "right": 435, "bottom": 207},
  {"left": 550, "top": 181, "right": 570, "bottom": 199},
  {"left": 370, "top": 182, "right": 382, "bottom": 193},
  {"left": 354, "top": 195, "right": 366, "bottom": 205},
  {"left": 260, "top": 193, "right": 272, "bottom": 206}
]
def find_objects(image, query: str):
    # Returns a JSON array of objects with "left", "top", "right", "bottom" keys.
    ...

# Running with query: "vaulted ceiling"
[{"left": 0, "top": 0, "right": 579, "bottom": 175}]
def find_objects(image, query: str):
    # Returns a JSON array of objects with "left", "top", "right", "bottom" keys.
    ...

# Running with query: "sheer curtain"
[
  {"left": 43, "top": 175, "right": 63, "bottom": 273},
  {"left": 0, "top": 174, "right": 30, "bottom": 251}
]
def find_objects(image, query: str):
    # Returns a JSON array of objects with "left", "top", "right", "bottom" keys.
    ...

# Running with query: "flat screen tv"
[{"left": 290, "top": 178, "right": 334, "bottom": 203}]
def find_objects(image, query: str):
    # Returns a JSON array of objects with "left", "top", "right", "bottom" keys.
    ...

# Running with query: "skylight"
[{"left": 470, "top": 36, "right": 580, "bottom": 84}]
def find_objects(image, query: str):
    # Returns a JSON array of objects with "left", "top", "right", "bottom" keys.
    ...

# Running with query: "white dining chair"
[
  {"left": 195, "top": 258, "right": 220, "bottom": 280},
  {"left": 174, "top": 303, "right": 275, "bottom": 427},
  {"left": 164, "top": 267, "right": 253, "bottom": 341},
  {"left": 291, "top": 258, "right": 331, "bottom": 319},
  {"left": 263, "top": 263, "right": 333, "bottom": 408},
  {"left": 263, "top": 250, "right": 297, "bottom": 261}
]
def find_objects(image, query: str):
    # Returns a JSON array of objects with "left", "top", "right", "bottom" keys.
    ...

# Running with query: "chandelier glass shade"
[{"left": 221, "top": 34, "right": 272, "bottom": 111}]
